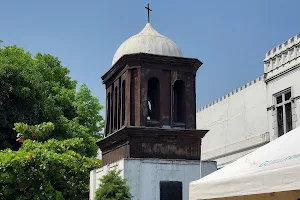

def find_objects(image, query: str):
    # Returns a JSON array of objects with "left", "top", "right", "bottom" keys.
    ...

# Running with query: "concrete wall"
[
  {"left": 90, "top": 159, "right": 217, "bottom": 200},
  {"left": 197, "top": 76, "right": 269, "bottom": 168}
]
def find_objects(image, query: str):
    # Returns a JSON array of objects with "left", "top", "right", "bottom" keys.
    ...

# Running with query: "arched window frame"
[{"left": 147, "top": 77, "right": 160, "bottom": 122}]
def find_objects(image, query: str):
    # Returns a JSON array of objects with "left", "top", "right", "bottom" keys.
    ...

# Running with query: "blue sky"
[{"left": 1, "top": 0, "right": 299, "bottom": 115}]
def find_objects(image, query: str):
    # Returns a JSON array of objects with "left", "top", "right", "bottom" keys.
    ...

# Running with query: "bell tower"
[
  {"left": 90, "top": 18, "right": 217, "bottom": 200},
  {"left": 98, "top": 23, "right": 208, "bottom": 165},
  {"left": 103, "top": 53, "right": 200, "bottom": 132}
]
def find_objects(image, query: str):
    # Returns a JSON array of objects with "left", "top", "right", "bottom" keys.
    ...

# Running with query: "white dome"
[{"left": 112, "top": 23, "right": 183, "bottom": 65}]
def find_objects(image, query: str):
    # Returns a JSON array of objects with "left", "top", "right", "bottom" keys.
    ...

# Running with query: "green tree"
[
  {"left": 0, "top": 136, "right": 102, "bottom": 200},
  {"left": 0, "top": 44, "right": 105, "bottom": 199},
  {"left": 0, "top": 122, "right": 102, "bottom": 200},
  {"left": 95, "top": 169, "right": 132, "bottom": 200},
  {"left": 0, "top": 45, "right": 104, "bottom": 153},
  {"left": 75, "top": 84, "right": 104, "bottom": 138},
  {"left": 0, "top": 46, "right": 42, "bottom": 150}
]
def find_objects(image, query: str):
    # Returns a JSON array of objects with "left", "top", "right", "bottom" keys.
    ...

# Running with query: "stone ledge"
[{"left": 265, "top": 62, "right": 300, "bottom": 83}]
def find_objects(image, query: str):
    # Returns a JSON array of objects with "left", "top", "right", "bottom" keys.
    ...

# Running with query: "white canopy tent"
[{"left": 190, "top": 126, "right": 300, "bottom": 200}]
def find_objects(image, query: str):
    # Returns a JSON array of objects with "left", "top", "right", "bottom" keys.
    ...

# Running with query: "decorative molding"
[
  {"left": 264, "top": 44, "right": 300, "bottom": 63},
  {"left": 293, "top": 95, "right": 300, "bottom": 101},
  {"left": 267, "top": 105, "right": 275, "bottom": 111},
  {"left": 264, "top": 34, "right": 300, "bottom": 77},
  {"left": 264, "top": 33, "right": 300, "bottom": 61},
  {"left": 265, "top": 63, "right": 300, "bottom": 83}
]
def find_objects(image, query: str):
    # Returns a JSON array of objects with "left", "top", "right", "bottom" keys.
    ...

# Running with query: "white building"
[{"left": 197, "top": 33, "right": 300, "bottom": 168}]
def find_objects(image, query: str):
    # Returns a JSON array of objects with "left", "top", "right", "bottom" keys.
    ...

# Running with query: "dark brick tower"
[{"left": 98, "top": 23, "right": 208, "bottom": 166}]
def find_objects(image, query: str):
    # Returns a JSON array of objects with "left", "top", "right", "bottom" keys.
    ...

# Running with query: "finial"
[{"left": 145, "top": 3, "right": 152, "bottom": 23}]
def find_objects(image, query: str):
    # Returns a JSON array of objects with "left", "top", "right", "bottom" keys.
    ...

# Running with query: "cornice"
[
  {"left": 101, "top": 53, "right": 203, "bottom": 85},
  {"left": 97, "top": 126, "right": 208, "bottom": 149},
  {"left": 265, "top": 63, "right": 300, "bottom": 83}
]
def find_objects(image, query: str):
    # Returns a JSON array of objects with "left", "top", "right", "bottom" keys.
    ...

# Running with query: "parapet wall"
[
  {"left": 264, "top": 34, "right": 300, "bottom": 61},
  {"left": 264, "top": 34, "right": 300, "bottom": 81},
  {"left": 197, "top": 75, "right": 264, "bottom": 112}
]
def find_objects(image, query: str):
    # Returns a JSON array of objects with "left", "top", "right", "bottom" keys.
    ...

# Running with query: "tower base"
[{"left": 90, "top": 158, "right": 216, "bottom": 200}]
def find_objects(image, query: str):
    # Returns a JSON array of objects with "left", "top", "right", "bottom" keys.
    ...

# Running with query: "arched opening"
[
  {"left": 173, "top": 80, "right": 185, "bottom": 125},
  {"left": 106, "top": 92, "right": 111, "bottom": 135},
  {"left": 147, "top": 77, "right": 160, "bottom": 121},
  {"left": 114, "top": 86, "right": 118, "bottom": 130},
  {"left": 110, "top": 89, "right": 114, "bottom": 132},
  {"left": 118, "top": 84, "right": 121, "bottom": 129},
  {"left": 122, "top": 80, "right": 126, "bottom": 125}
]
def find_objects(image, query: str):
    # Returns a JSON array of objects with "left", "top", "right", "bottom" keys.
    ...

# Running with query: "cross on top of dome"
[{"left": 145, "top": 3, "right": 152, "bottom": 23}]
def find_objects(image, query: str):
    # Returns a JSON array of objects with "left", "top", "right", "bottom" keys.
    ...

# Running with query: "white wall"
[
  {"left": 90, "top": 159, "right": 217, "bottom": 200},
  {"left": 197, "top": 76, "right": 269, "bottom": 168}
]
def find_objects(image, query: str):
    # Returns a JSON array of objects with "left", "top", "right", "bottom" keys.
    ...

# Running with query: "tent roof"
[{"left": 190, "top": 126, "right": 300, "bottom": 200}]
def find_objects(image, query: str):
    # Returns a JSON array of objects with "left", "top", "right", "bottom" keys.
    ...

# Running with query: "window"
[
  {"left": 122, "top": 80, "right": 126, "bottom": 125},
  {"left": 277, "top": 106, "right": 284, "bottom": 136},
  {"left": 147, "top": 77, "right": 160, "bottom": 121},
  {"left": 173, "top": 80, "right": 185, "bottom": 124},
  {"left": 275, "top": 89, "right": 293, "bottom": 137},
  {"left": 160, "top": 181, "right": 182, "bottom": 200}
]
